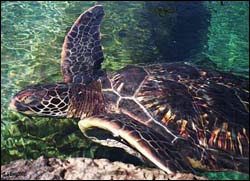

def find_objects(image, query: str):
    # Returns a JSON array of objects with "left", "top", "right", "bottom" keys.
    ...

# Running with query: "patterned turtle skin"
[{"left": 9, "top": 5, "right": 249, "bottom": 174}]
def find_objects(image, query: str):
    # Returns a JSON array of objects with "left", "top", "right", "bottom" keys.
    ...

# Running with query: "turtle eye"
[
  {"left": 18, "top": 95, "right": 27, "bottom": 102},
  {"left": 21, "top": 95, "right": 39, "bottom": 106},
  {"left": 22, "top": 96, "right": 34, "bottom": 104}
]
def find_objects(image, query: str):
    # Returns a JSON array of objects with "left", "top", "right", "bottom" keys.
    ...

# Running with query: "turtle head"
[{"left": 9, "top": 83, "right": 70, "bottom": 118}]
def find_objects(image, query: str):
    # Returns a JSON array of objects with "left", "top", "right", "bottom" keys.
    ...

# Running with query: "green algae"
[
  {"left": 204, "top": 1, "right": 249, "bottom": 74},
  {"left": 200, "top": 171, "right": 249, "bottom": 180}
]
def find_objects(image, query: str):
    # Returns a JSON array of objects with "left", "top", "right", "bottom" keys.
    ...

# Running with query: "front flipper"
[
  {"left": 61, "top": 5, "right": 105, "bottom": 84},
  {"left": 78, "top": 113, "right": 194, "bottom": 174}
]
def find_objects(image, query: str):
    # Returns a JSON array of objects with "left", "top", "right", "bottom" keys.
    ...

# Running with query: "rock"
[{"left": 1, "top": 156, "right": 207, "bottom": 180}]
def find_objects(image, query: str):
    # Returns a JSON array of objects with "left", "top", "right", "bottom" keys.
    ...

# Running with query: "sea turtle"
[{"left": 9, "top": 5, "right": 249, "bottom": 174}]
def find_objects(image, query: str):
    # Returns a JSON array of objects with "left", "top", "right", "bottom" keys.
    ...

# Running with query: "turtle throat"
[{"left": 67, "top": 83, "right": 106, "bottom": 119}]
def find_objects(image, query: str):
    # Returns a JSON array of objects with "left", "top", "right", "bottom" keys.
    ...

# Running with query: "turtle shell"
[{"left": 101, "top": 62, "right": 249, "bottom": 172}]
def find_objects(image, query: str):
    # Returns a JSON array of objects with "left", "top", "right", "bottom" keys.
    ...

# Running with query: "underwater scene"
[{"left": 1, "top": 1, "right": 249, "bottom": 180}]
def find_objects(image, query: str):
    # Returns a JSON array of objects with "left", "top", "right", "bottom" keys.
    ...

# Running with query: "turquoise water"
[{"left": 1, "top": 1, "right": 249, "bottom": 180}]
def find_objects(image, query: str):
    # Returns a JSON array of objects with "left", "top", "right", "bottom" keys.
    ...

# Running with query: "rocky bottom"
[{"left": 1, "top": 156, "right": 207, "bottom": 180}]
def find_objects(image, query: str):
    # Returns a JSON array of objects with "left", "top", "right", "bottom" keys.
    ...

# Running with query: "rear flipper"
[{"left": 78, "top": 113, "right": 195, "bottom": 174}]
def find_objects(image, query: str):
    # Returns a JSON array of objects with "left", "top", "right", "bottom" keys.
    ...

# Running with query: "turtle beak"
[
  {"left": 9, "top": 97, "right": 18, "bottom": 111},
  {"left": 9, "top": 97, "right": 33, "bottom": 115}
]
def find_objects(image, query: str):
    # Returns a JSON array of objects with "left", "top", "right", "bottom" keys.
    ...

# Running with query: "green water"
[{"left": 1, "top": 1, "right": 249, "bottom": 180}]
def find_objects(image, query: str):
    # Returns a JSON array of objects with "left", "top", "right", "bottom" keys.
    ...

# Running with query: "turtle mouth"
[
  {"left": 9, "top": 97, "right": 33, "bottom": 114},
  {"left": 9, "top": 98, "right": 17, "bottom": 111}
]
